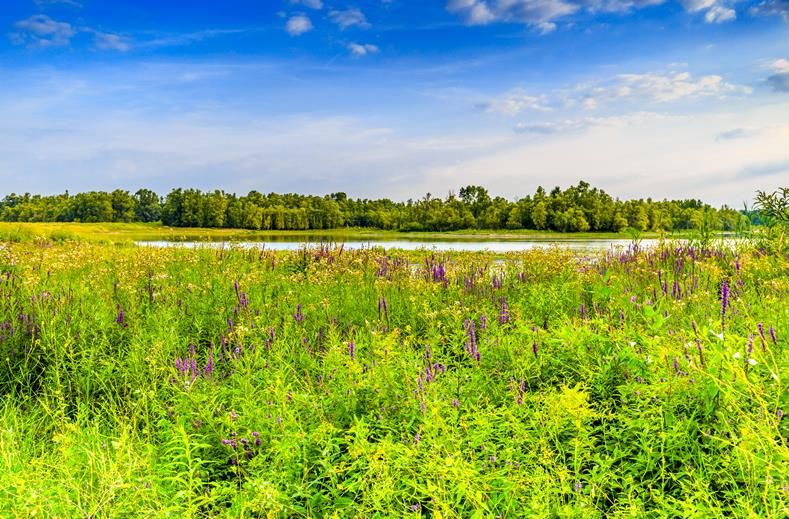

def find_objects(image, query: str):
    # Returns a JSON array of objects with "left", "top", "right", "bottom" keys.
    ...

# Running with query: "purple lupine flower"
[
  {"left": 480, "top": 314, "right": 487, "bottom": 330},
  {"left": 579, "top": 304, "right": 586, "bottom": 320},
  {"left": 532, "top": 341, "right": 538, "bottom": 358},
  {"left": 769, "top": 326, "right": 777, "bottom": 345},
  {"left": 691, "top": 320, "right": 697, "bottom": 335},
  {"left": 349, "top": 341, "right": 355, "bottom": 360},
  {"left": 452, "top": 399, "right": 460, "bottom": 408},
  {"left": 293, "top": 305, "right": 304, "bottom": 323}
]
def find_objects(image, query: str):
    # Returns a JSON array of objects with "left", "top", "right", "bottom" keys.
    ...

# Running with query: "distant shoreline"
[{"left": 0, "top": 221, "right": 722, "bottom": 244}]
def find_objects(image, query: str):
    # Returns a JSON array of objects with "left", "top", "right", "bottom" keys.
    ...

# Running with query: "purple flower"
[
  {"left": 498, "top": 299, "right": 510, "bottom": 325},
  {"left": 769, "top": 326, "right": 777, "bottom": 345},
  {"left": 293, "top": 304, "right": 305, "bottom": 323},
  {"left": 349, "top": 341, "right": 355, "bottom": 360},
  {"left": 532, "top": 341, "right": 538, "bottom": 358},
  {"left": 720, "top": 280, "right": 730, "bottom": 321}
]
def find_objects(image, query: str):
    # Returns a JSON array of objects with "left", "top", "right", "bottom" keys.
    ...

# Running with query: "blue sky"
[{"left": 1, "top": 0, "right": 788, "bottom": 205}]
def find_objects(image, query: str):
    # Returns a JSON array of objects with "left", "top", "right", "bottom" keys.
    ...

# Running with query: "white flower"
[
  {"left": 733, "top": 352, "right": 741, "bottom": 359},
  {"left": 748, "top": 358, "right": 757, "bottom": 366}
]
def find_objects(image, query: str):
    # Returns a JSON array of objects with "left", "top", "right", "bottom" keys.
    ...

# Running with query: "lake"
[{"left": 137, "top": 238, "right": 664, "bottom": 252}]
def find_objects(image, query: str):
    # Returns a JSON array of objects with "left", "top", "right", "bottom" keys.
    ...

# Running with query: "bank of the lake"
[{"left": 0, "top": 221, "right": 702, "bottom": 245}]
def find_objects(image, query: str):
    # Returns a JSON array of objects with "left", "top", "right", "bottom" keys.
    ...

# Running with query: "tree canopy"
[{"left": 0, "top": 182, "right": 753, "bottom": 233}]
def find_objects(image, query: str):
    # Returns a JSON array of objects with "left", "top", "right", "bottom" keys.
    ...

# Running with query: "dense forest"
[{"left": 0, "top": 182, "right": 749, "bottom": 233}]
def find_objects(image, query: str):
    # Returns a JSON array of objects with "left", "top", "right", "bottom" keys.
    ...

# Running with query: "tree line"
[{"left": 0, "top": 182, "right": 749, "bottom": 233}]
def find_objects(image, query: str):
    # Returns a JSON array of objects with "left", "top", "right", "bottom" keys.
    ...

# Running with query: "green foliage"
[
  {"left": 0, "top": 182, "right": 767, "bottom": 234},
  {"left": 0, "top": 240, "right": 786, "bottom": 517}
]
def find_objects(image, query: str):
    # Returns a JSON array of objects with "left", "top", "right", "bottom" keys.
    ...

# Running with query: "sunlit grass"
[{"left": 0, "top": 240, "right": 786, "bottom": 517}]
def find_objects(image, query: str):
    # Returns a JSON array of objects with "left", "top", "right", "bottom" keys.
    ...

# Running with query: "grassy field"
[
  {"left": 0, "top": 239, "right": 786, "bottom": 517},
  {"left": 0, "top": 221, "right": 692, "bottom": 244}
]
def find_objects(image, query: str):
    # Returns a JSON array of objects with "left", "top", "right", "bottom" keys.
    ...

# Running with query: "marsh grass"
[{"left": 0, "top": 240, "right": 786, "bottom": 517}]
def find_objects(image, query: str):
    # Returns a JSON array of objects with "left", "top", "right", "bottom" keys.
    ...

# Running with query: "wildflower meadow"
[{"left": 0, "top": 239, "right": 786, "bottom": 517}]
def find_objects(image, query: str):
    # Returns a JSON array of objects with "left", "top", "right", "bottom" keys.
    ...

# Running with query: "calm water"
[{"left": 137, "top": 238, "right": 664, "bottom": 252}]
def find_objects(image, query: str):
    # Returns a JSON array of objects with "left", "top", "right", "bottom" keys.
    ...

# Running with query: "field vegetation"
[{"left": 0, "top": 234, "right": 786, "bottom": 517}]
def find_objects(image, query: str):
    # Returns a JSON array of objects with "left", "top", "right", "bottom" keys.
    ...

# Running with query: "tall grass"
[{"left": 0, "top": 241, "right": 786, "bottom": 517}]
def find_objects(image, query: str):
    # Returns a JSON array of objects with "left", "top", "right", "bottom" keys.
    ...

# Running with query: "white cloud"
[
  {"left": 477, "top": 89, "right": 551, "bottom": 115},
  {"left": 34, "top": 0, "right": 82, "bottom": 7},
  {"left": 10, "top": 15, "right": 75, "bottom": 48},
  {"left": 704, "top": 5, "right": 736, "bottom": 22},
  {"left": 286, "top": 15, "right": 313, "bottom": 36},
  {"left": 446, "top": 0, "right": 738, "bottom": 28},
  {"left": 92, "top": 31, "right": 132, "bottom": 52},
  {"left": 447, "top": 0, "right": 579, "bottom": 27},
  {"left": 347, "top": 43, "right": 380, "bottom": 57},
  {"left": 680, "top": 0, "right": 716, "bottom": 12},
  {"left": 289, "top": 0, "right": 323, "bottom": 9},
  {"left": 329, "top": 8, "right": 371, "bottom": 30},
  {"left": 0, "top": 64, "right": 786, "bottom": 206},
  {"left": 749, "top": 0, "right": 789, "bottom": 23},
  {"left": 576, "top": 71, "right": 751, "bottom": 107},
  {"left": 767, "top": 58, "right": 789, "bottom": 92}
]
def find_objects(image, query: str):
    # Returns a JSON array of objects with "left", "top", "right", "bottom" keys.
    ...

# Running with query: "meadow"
[{"left": 0, "top": 238, "right": 786, "bottom": 517}]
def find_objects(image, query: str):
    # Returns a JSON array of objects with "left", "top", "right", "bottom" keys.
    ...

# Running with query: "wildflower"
[
  {"left": 720, "top": 280, "right": 730, "bottom": 322},
  {"left": 452, "top": 399, "right": 459, "bottom": 408},
  {"left": 349, "top": 341, "right": 355, "bottom": 360},
  {"left": 293, "top": 304, "right": 304, "bottom": 323},
  {"left": 769, "top": 325, "right": 777, "bottom": 345},
  {"left": 499, "top": 298, "right": 510, "bottom": 325},
  {"left": 532, "top": 341, "right": 538, "bottom": 358}
]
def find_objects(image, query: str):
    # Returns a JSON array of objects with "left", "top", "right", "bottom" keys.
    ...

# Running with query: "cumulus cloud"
[
  {"left": 329, "top": 8, "right": 371, "bottom": 29},
  {"left": 347, "top": 43, "right": 379, "bottom": 57},
  {"left": 10, "top": 15, "right": 75, "bottom": 48},
  {"left": 286, "top": 15, "right": 313, "bottom": 36},
  {"left": 477, "top": 89, "right": 551, "bottom": 115},
  {"left": 749, "top": 0, "right": 789, "bottom": 22},
  {"left": 766, "top": 58, "right": 789, "bottom": 92}
]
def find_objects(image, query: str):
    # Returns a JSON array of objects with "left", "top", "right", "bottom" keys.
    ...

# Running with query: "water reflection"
[{"left": 138, "top": 238, "right": 664, "bottom": 252}]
